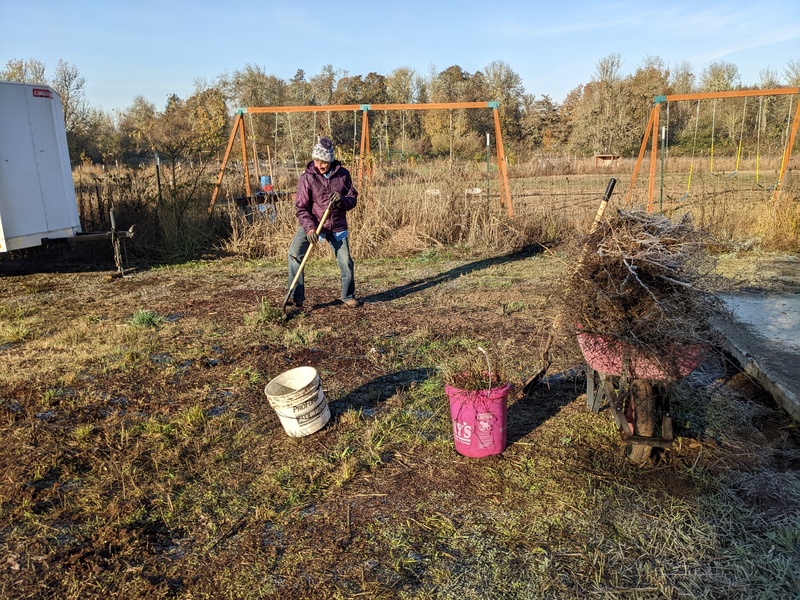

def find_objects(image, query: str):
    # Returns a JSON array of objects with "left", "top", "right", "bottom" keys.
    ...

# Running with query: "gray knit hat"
[{"left": 311, "top": 137, "right": 335, "bottom": 162}]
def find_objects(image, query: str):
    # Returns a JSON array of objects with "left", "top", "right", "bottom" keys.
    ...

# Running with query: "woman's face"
[{"left": 314, "top": 159, "right": 331, "bottom": 174}]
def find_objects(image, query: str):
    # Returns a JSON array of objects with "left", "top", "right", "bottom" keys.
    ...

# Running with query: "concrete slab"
[{"left": 715, "top": 293, "right": 800, "bottom": 421}]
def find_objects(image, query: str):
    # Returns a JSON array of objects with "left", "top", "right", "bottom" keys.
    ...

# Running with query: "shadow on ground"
[
  {"left": 362, "top": 244, "right": 544, "bottom": 303},
  {"left": 328, "top": 365, "right": 587, "bottom": 447},
  {"left": 507, "top": 369, "right": 586, "bottom": 445},
  {"left": 0, "top": 241, "right": 122, "bottom": 275},
  {"left": 329, "top": 368, "right": 434, "bottom": 416}
]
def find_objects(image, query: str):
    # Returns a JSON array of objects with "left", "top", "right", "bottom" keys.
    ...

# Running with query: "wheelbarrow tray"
[
  {"left": 577, "top": 329, "right": 706, "bottom": 382},
  {"left": 578, "top": 329, "right": 706, "bottom": 458}
]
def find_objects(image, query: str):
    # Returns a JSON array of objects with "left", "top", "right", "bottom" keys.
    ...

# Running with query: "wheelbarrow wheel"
[{"left": 626, "top": 380, "right": 656, "bottom": 464}]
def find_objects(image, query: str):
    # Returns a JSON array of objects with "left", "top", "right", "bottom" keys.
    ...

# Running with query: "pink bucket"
[{"left": 446, "top": 382, "right": 510, "bottom": 458}]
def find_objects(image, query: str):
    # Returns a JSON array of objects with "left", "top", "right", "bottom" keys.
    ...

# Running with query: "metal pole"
[
  {"left": 660, "top": 126, "right": 666, "bottom": 213},
  {"left": 155, "top": 152, "right": 163, "bottom": 207},
  {"left": 449, "top": 110, "right": 453, "bottom": 169},
  {"left": 486, "top": 132, "right": 490, "bottom": 199}
]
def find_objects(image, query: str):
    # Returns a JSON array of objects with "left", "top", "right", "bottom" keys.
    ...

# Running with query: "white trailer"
[{"left": 0, "top": 80, "right": 82, "bottom": 252}]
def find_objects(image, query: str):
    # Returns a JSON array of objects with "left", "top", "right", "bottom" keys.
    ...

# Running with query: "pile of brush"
[{"left": 562, "top": 209, "right": 724, "bottom": 364}]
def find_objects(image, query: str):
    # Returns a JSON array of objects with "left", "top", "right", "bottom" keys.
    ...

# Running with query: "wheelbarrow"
[{"left": 577, "top": 328, "right": 707, "bottom": 463}]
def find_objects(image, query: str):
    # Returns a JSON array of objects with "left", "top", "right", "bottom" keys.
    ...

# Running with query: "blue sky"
[{"left": 1, "top": 0, "right": 798, "bottom": 113}]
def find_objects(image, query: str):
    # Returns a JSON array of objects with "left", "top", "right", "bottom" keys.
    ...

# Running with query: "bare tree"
[
  {"left": 288, "top": 69, "right": 311, "bottom": 105},
  {"left": 568, "top": 54, "right": 627, "bottom": 155},
  {"left": 384, "top": 67, "right": 424, "bottom": 145},
  {"left": 697, "top": 62, "right": 743, "bottom": 149},
  {"left": 426, "top": 66, "right": 477, "bottom": 156},
  {"left": 670, "top": 61, "right": 695, "bottom": 95},
  {"left": 699, "top": 60, "right": 740, "bottom": 92},
  {"left": 309, "top": 65, "right": 338, "bottom": 106},
  {"left": 51, "top": 60, "right": 87, "bottom": 130},
  {"left": 386, "top": 67, "right": 418, "bottom": 104},
  {"left": 666, "top": 62, "right": 696, "bottom": 144},
  {"left": 481, "top": 60, "right": 524, "bottom": 141},
  {"left": 785, "top": 59, "right": 800, "bottom": 87},
  {"left": 759, "top": 67, "right": 781, "bottom": 90},
  {"left": 1, "top": 58, "right": 47, "bottom": 83},
  {"left": 218, "top": 65, "right": 287, "bottom": 157},
  {"left": 48, "top": 60, "right": 92, "bottom": 163},
  {"left": 596, "top": 53, "right": 623, "bottom": 85},
  {"left": 223, "top": 64, "right": 287, "bottom": 109}
]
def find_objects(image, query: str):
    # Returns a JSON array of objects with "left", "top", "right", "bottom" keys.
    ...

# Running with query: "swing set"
[
  {"left": 208, "top": 101, "right": 513, "bottom": 216},
  {"left": 627, "top": 87, "right": 800, "bottom": 210}
]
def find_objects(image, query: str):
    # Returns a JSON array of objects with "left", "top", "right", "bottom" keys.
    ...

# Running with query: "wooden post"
[
  {"left": 492, "top": 105, "right": 513, "bottom": 217},
  {"left": 647, "top": 102, "right": 661, "bottom": 212},
  {"left": 239, "top": 114, "right": 251, "bottom": 199},
  {"left": 627, "top": 106, "right": 657, "bottom": 205},
  {"left": 209, "top": 112, "right": 244, "bottom": 213},
  {"left": 266, "top": 144, "right": 274, "bottom": 186},
  {"left": 358, "top": 107, "right": 370, "bottom": 190},
  {"left": 249, "top": 112, "right": 260, "bottom": 183},
  {"left": 775, "top": 98, "right": 800, "bottom": 202}
]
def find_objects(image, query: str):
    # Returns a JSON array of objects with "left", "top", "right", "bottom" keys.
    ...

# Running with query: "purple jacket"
[{"left": 295, "top": 160, "right": 358, "bottom": 235}]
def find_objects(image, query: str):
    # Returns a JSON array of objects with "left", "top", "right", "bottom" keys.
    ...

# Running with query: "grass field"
[{"left": 1, "top": 238, "right": 799, "bottom": 598}]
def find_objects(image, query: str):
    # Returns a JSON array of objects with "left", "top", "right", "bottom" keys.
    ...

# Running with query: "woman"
[{"left": 286, "top": 137, "right": 360, "bottom": 309}]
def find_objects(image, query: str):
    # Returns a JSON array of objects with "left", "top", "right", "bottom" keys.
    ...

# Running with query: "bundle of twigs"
[
  {"left": 443, "top": 346, "right": 509, "bottom": 392},
  {"left": 564, "top": 209, "right": 723, "bottom": 360}
]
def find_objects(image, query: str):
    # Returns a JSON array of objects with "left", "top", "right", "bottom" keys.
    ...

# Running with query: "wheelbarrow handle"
[
  {"left": 604, "top": 177, "right": 617, "bottom": 201},
  {"left": 590, "top": 177, "right": 617, "bottom": 234}
]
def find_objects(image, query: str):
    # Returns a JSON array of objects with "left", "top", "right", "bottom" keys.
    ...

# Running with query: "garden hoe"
[{"left": 281, "top": 202, "right": 333, "bottom": 314}]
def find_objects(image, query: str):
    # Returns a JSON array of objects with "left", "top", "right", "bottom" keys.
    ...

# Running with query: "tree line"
[{"left": 3, "top": 55, "right": 799, "bottom": 170}]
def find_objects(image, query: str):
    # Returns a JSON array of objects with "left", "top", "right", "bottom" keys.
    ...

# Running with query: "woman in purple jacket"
[{"left": 286, "top": 137, "right": 360, "bottom": 309}]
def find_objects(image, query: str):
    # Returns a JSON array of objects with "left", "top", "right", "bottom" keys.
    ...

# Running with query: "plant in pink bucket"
[{"left": 444, "top": 346, "right": 511, "bottom": 458}]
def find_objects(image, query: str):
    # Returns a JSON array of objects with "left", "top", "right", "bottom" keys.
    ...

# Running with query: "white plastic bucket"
[{"left": 265, "top": 366, "right": 330, "bottom": 437}]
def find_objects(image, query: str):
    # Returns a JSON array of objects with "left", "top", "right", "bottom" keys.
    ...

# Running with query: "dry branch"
[{"left": 560, "top": 209, "right": 725, "bottom": 371}]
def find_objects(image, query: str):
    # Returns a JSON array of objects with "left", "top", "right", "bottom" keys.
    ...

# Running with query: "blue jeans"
[{"left": 288, "top": 227, "right": 355, "bottom": 304}]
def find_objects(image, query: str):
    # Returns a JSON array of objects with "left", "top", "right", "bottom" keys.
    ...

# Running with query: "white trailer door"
[{"left": 0, "top": 82, "right": 81, "bottom": 251}]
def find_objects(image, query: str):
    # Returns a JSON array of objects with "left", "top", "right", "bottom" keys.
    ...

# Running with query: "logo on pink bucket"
[
  {"left": 453, "top": 413, "right": 496, "bottom": 448},
  {"left": 453, "top": 421, "right": 473, "bottom": 445},
  {"left": 446, "top": 383, "right": 510, "bottom": 458}
]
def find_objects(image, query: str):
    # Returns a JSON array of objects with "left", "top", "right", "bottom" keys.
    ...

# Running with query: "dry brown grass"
[
  {"left": 72, "top": 155, "right": 799, "bottom": 266},
  {"left": 221, "top": 160, "right": 552, "bottom": 260}
]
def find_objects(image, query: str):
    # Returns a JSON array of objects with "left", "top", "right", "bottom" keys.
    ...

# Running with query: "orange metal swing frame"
[
  {"left": 627, "top": 87, "right": 800, "bottom": 210},
  {"left": 209, "top": 101, "right": 513, "bottom": 217}
]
